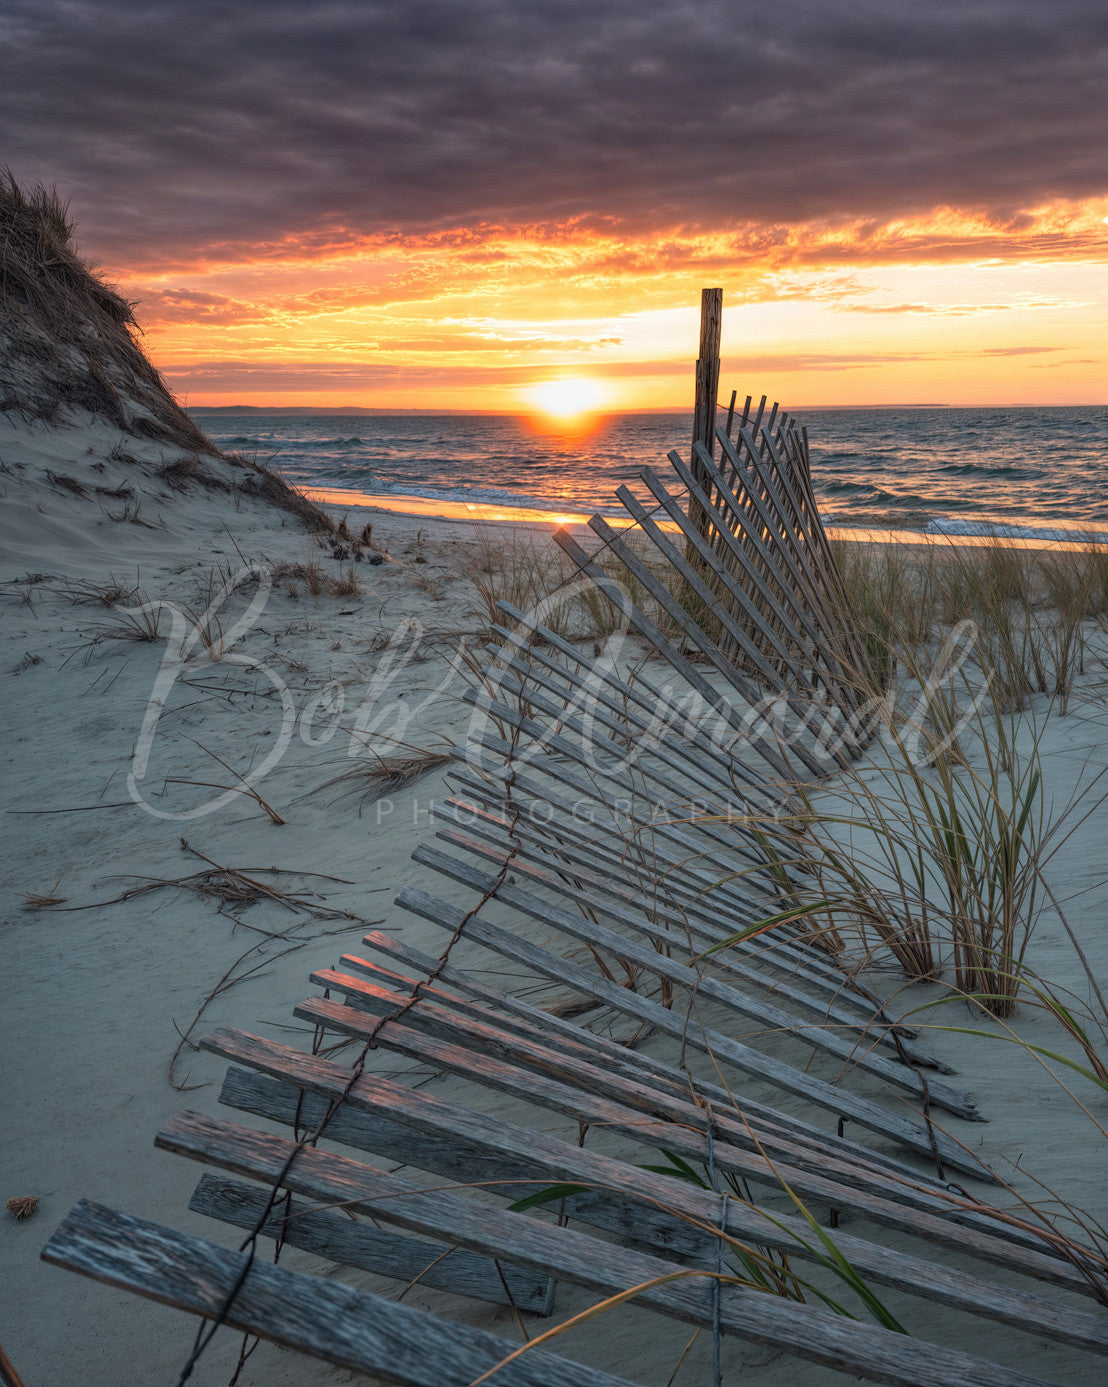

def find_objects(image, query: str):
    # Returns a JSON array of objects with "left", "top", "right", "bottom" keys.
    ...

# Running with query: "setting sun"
[{"left": 524, "top": 377, "right": 609, "bottom": 418}]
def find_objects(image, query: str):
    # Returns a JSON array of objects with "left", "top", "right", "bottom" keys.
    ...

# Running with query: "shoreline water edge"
[{"left": 191, "top": 405, "right": 1108, "bottom": 549}]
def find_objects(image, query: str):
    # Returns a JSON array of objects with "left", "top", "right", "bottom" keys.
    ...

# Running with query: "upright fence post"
[{"left": 688, "top": 287, "right": 722, "bottom": 548}]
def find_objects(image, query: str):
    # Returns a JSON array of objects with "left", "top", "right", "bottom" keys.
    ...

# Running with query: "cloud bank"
[{"left": 4, "top": 0, "right": 1106, "bottom": 267}]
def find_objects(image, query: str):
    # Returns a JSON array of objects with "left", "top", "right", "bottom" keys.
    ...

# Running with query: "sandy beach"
[
  {"left": 3, "top": 388, "right": 1108, "bottom": 1384},
  {"left": 0, "top": 163, "right": 1105, "bottom": 1387},
  {"left": 2, "top": 0, "right": 1106, "bottom": 1367}
]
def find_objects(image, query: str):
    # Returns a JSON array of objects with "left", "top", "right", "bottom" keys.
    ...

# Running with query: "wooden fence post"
[{"left": 688, "top": 287, "right": 722, "bottom": 545}]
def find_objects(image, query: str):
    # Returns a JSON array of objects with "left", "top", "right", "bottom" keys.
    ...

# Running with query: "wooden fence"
[{"left": 42, "top": 326, "right": 1107, "bottom": 1384}]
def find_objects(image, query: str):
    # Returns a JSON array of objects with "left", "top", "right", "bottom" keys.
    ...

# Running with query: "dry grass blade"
[
  {"left": 314, "top": 737, "right": 455, "bottom": 807},
  {"left": 22, "top": 872, "right": 67, "bottom": 909},
  {"left": 167, "top": 740, "right": 287, "bottom": 824}
]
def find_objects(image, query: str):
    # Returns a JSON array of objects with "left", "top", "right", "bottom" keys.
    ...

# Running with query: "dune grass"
[
  {"left": 833, "top": 538, "right": 1108, "bottom": 714},
  {"left": 463, "top": 523, "right": 688, "bottom": 643},
  {"left": 699, "top": 540, "right": 1108, "bottom": 1019}
]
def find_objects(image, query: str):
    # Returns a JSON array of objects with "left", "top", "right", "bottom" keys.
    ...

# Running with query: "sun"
[{"left": 524, "top": 377, "right": 609, "bottom": 418}]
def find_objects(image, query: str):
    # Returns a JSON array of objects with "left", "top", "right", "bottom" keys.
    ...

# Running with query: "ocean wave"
[
  {"left": 926, "top": 518, "right": 1108, "bottom": 545},
  {"left": 313, "top": 477, "right": 627, "bottom": 518},
  {"left": 195, "top": 406, "right": 1106, "bottom": 535},
  {"left": 936, "top": 462, "right": 1029, "bottom": 478},
  {"left": 819, "top": 480, "right": 957, "bottom": 509}
]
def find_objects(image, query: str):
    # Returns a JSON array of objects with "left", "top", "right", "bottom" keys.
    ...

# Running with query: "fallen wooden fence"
[{"left": 42, "top": 358, "right": 1107, "bottom": 1385}]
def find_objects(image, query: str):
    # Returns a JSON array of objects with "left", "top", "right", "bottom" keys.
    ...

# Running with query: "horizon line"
[{"left": 185, "top": 401, "right": 1108, "bottom": 415}]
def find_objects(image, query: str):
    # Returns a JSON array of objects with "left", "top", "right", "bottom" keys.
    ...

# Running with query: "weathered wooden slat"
[
  {"left": 188, "top": 1174, "right": 556, "bottom": 1313},
  {"left": 215, "top": 1062, "right": 714, "bottom": 1262},
  {"left": 343, "top": 943, "right": 959, "bottom": 1203},
  {"left": 349, "top": 935, "right": 937, "bottom": 1186},
  {"left": 452, "top": 721, "right": 849, "bottom": 983},
  {"left": 406, "top": 846, "right": 982, "bottom": 1122},
  {"left": 454, "top": 710, "right": 796, "bottom": 933},
  {"left": 305, "top": 970, "right": 962, "bottom": 1216},
  {"left": 707, "top": 430, "right": 825, "bottom": 616},
  {"left": 350, "top": 933, "right": 963, "bottom": 1192},
  {"left": 318, "top": 965, "right": 1095, "bottom": 1283},
  {"left": 446, "top": 754, "right": 824, "bottom": 972},
  {"left": 445, "top": 763, "right": 845, "bottom": 981},
  {"left": 757, "top": 424, "right": 856, "bottom": 614},
  {"left": 490, "top": 600, "right": 778, "bottom": 814},
  {"left": 430, "top": 820, "right": 963, "bottom": 1100},
  {"left": 550, "top": 524, "right": 798, "bottom": 779},
  {"left": 636, "top": 463, "right": 826, "bottom": 678},
  {"left": 458, "top": 685, "right": 779, "bottom": 894},
  {"left": 304, "top": 970, "right": 1091, "bottom": 1313},
  {"left": 718, "top": 428, "right": 869, "bottom": 679},
  {"left": 744, "top": 427, "right": 817, "bottom": 556},
  {"left": 438, "top": 777, "right": 866, "bottom": 992},
  {"left": 432, "top": 803, "right": 948, "bottom": 1069},
  {"left": 41, "top": 1201, "right": 629, "bottom": 1387},
  {"left": 307, "top": 974, "right": 1098, "bottom": 1338},
  {"left": 396, "top": 875, "right": 990, "bottom": 1178},
  {"left": 467, "top": 666, "right": 851, "bottom": 968},
  {"left": 476, "top": 665, "right": 779, "bottom": 874},
  {"left": 445, "top": 760, "right": 881, "bottom": 1012},
  {"left": 154, "top": 1110, "right": 1074, "bottom": 1386},
  {"left": 585, "top": 512, "right": 829, "bottom": 778},
  {"left": 614, "top": 479, "right": 806, "bottom": 693},
  {"left": 207, "top": 1025, "right": 1098, "bottom": 1285},
  {"left": 655, "top": 454, "right": 856, "bottom": 701},
  {"left": 482, "top": 632, "right": 773, "bottom": 841},
  {"left": 710, "top": 429, "right": 850, "bottom": 654},
  {"left": 615, "top": 479, "right": 857, "bottom": 765}
]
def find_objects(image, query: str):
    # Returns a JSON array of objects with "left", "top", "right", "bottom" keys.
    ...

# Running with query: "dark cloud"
[{"left": 4, "top": 1, "right": 1105, "bottom": 268}]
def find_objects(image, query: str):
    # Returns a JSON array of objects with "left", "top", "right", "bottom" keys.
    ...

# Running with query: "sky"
[{"left": 3, "top": 0, "right": 1106, "bottom": 412}]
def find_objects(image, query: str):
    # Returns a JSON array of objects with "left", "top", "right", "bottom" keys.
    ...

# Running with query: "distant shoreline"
[{"left": 185, "top": 402, "right": 1107, "bottom": 415}]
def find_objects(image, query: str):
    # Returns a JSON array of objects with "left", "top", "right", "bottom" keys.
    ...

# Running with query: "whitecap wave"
[{"left": 925, "top": 517, "right": 1108, "bottom": 545}]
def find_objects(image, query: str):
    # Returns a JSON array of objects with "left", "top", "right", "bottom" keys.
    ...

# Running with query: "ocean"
[{"left": 191, "top": 406, "right": 1107, "bottom": 543}]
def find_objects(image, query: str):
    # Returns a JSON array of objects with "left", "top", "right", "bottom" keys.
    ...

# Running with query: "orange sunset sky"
[{"left": 5, "top": 2, "right": 1106, "bottom": 413}]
